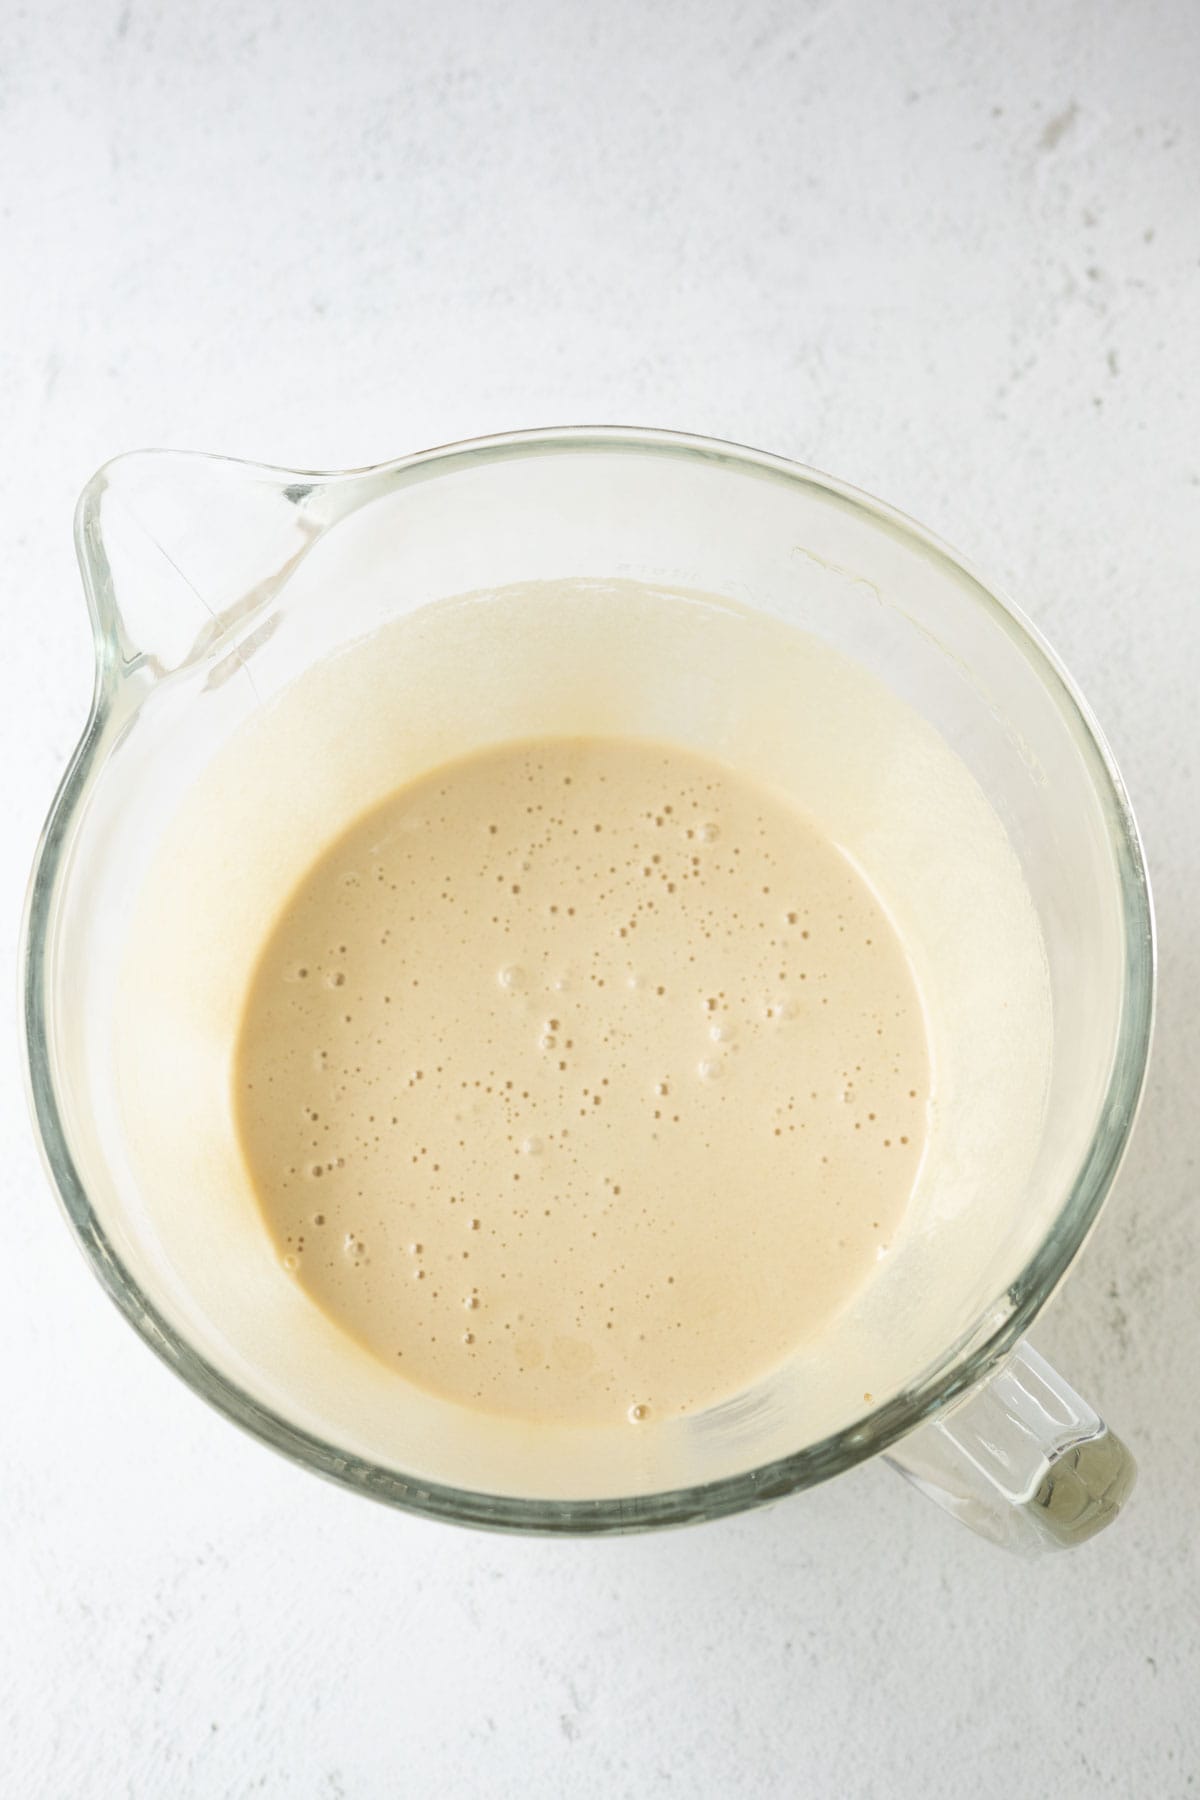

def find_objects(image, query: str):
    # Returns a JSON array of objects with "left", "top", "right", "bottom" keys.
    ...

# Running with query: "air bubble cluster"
[{"left": 235, "top": 736, "right": 930, "bottom": 1429}]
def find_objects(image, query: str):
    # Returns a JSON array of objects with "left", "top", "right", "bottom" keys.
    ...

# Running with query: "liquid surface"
[{"left": 235, "top": 737, "right": 930, "bottom": 1426}]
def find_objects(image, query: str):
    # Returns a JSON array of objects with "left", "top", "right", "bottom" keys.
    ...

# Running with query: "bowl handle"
[{"left": 884, "top": 1341, "right": 1136, "bottom": 1552}]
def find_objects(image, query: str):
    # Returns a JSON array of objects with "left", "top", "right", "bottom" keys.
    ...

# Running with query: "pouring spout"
[{"left": 75, "top": 450, "right": 370, "bottom": 688}]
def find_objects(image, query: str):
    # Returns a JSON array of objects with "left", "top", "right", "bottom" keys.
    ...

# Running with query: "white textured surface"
[{"left": 3, "top": 1, "right": 1199, "bottom": 1793}]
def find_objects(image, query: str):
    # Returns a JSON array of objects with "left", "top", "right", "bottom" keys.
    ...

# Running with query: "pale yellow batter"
[{"left": 234, "top": 736, "right": 930, "bottom": 1427}]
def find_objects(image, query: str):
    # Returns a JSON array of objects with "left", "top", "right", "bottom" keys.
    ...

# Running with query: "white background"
[{"left": 3, "top": 1, "right": 1198, "bottom": 1794}]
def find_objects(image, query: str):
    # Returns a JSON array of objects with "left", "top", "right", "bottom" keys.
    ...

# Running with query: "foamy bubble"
[
  {"left": 497, "top": 965, "right": 524, "bottom": 991},
  {"left": 519, "top": 1137, "right": 544, "bottom": 1156},
  {"left": 628, "top": 1403, "right": 649, "bottom": 1423},
  {"left": 697, "top": 1059, "right": 723, "bottom": 1082}
]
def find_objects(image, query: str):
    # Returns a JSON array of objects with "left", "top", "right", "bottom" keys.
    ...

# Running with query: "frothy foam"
[{"left": 234, "top": 736, "right": 931, "bottom": 1427}]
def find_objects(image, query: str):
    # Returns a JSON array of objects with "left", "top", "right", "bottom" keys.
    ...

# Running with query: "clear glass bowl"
[{"left": 22, "top": 427, "right": 1153, "bottom": 1544}]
